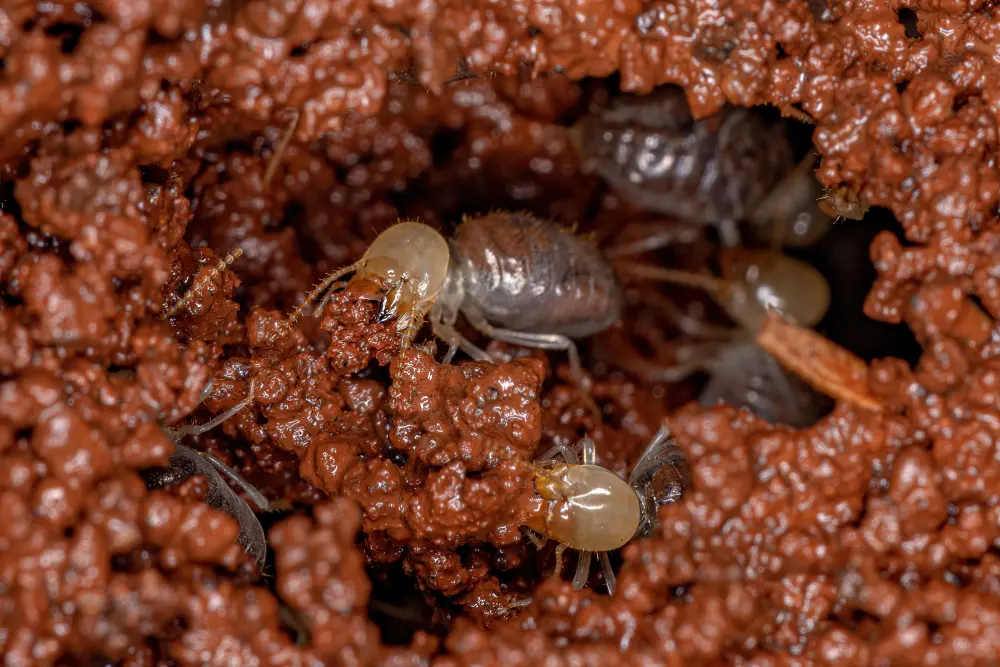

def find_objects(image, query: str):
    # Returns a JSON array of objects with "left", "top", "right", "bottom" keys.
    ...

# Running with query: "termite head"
[
  {"left": 354, "top": 222, "right": 451, "bottom": 331},
  {"left": 288, "top": 221, "right": 451, "bottom": 345},
  {"left": 818, "top": 184, "right": 869, "bottom": 222}
]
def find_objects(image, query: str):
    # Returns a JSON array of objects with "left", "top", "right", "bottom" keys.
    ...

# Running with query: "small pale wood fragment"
[{"left": 756, "top": 313, "right": 884, "bottom": 413}]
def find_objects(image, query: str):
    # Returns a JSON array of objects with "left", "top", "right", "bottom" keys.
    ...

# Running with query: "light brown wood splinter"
[{"left": 756, "top": 312, "right": 884, "bottom": 413}]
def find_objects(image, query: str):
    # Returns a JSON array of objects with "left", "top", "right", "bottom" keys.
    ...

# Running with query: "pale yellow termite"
[{"left": 520, "top": 427, "right": 688, "bottom": 595}]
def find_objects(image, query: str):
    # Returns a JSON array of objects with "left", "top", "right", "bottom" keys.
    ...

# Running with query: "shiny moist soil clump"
[{"left": 1, "top": 0, "right": 997, "bottom": 665}]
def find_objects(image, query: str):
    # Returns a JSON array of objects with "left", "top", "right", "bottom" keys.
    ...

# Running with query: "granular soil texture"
[{"left": 2, "top": 0, "right": 1000, "bottom": 665}]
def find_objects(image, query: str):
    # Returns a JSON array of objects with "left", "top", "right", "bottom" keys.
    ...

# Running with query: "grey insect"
[
  {"left": 609, "top": 238, "right": 835, "bottom": 427},
  {"left": 142, "top": 438, "right": 270, "bottom": 568},
  {"left": 159, "top": 255, "right": 271, "bottom": 569},
  {"left": 278, "top": 212, "right": 622, "bottom": 379},
  {"left": 144, "top": 379, "right": 269, "bottom": 569},
  {"left": 574, "top": 86, "right": 831, "bottom": 248}
]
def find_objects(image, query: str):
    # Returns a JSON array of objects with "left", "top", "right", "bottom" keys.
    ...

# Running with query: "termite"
[
  {"left": 521, "top": 426, "right": 688, "bottom": 595},
  {"left": 609, "top": 234, "right": 835, "bottom": 427},
  {"left": 573, "top": 86, "right": 832, "bottom": 248},
  {"left": 276, "top": 212, "right": 622, "bottom": 380}
]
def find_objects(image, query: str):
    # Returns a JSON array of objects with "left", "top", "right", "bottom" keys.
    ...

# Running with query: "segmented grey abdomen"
[
  {"left": 699, "top": 344, "right": 832, "bottom": 429},
  {"left": 451, "top": 212, "right": 622, "bottom": 337},
  {"left": 576, "top": 87, "right": 794, "bottom": 224}
]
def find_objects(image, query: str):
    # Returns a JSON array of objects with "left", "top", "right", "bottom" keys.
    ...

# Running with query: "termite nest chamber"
[
  {"left": 158, "top": 78, "right": 924, "bottom": 644},
  {"left": 33, "top": 69, "right": 928, "bottom": 656}
]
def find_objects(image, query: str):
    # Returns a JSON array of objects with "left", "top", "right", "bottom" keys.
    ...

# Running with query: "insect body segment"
[
  {"left": 575, "top": 87, "right": 796, "bottom": 246},
  {"left": 527, "top": 458, "right": 642, "bottom": 553},
  {"left": 431, "top": 212, "right": 622, "bottom": 378}
]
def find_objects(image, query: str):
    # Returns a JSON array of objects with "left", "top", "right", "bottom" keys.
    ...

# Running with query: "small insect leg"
[
  {"left": 430, "top": 319, "right": 491, "bottom": 364},
  {"left": 168, "top": 379, "right": 258, "bottom": 438},
  {"left": 430, "top": 319, "right": 462, "bottom": 364},
  {"left": 615, "top": 263, "right": 730, "bottom": 296},
  {"left": 535, "top": 443, "right": 580, "bottom": 465},
  {"left": 464, "top": 312, "right": 583, "bottom": 380},
  {"left": 644, "top": 340, "right": 730, "bottom": 383},
  {"left": 598, "top": 551, "right": 616, "bottom": 595},
  {"left": 553, "top": 543, "right": 568, "bottom": 578},
  {"left": 572, "top": 550, "right": 593, "bottom": 589},
  {"left": 605, "top": 221, "right": 705, "bottom": 259},
  {"left": 648, "top": 294, "right": 735, "bottom": 341},
  {"left": 578, "top": 437, "right": 597, "bottom": 466},
  {"left": 524, "top": 528, "right": 549, "bottom": 549}
]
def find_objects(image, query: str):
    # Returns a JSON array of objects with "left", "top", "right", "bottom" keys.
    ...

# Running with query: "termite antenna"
[
  {"left": 617, "top": 263, "right": 736, "bottom": 297},
  {"left": 274, "top": 260, "right": 364, "bottom": 338},
  {"left": 165, "top": 248, "right": 244, "bottom": 318},
  {"left": 263, "top": 109, "right": 300, "bottom": 189}
]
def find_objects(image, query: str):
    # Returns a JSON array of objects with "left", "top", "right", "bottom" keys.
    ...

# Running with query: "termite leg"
[
  {"left": 646, "top": 292, "right": 736, "bottom": 341},
  {"left": 604, "top": 221, "right": 704, "bottom": 259},
  {"left": 168, "top": 379, "right": 258, "bottom": 438},
  {"left": 553, "top": 543, "right": 568, "bottom": 578},
  {"left": 524, "top": 529, "right": 548, "bottom": 549},
  {"left": 599, "top": 551, "right": 616, "bottom": 595},
  {"left": 464, "top": 311, "right": 582, "bottom": 381},
  {"left": 572, "top": 550, "right": 593, "bottom": 589},
  {"left": 430, "top": 318, "right": 490, "bottom": 365},
  {"left": 535, "top": 443, "right": 580, "bottom": 465},
  {"left": 632, "top": 340, "right": 729, "bottom": 384}
]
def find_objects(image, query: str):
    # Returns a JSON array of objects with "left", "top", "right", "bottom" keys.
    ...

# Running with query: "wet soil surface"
[{"left": 2, "top": 0, "right": 1000, "bottom": 665}]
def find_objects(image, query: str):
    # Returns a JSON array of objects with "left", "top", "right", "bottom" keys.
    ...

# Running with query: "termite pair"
[{"left": 158, "top": 208, "right": 837, "bottom": 588}]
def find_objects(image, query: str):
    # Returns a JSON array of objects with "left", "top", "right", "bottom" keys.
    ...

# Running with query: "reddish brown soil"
[{"left": 2, "top": 0, "right": 1000, "bottom": 665}]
